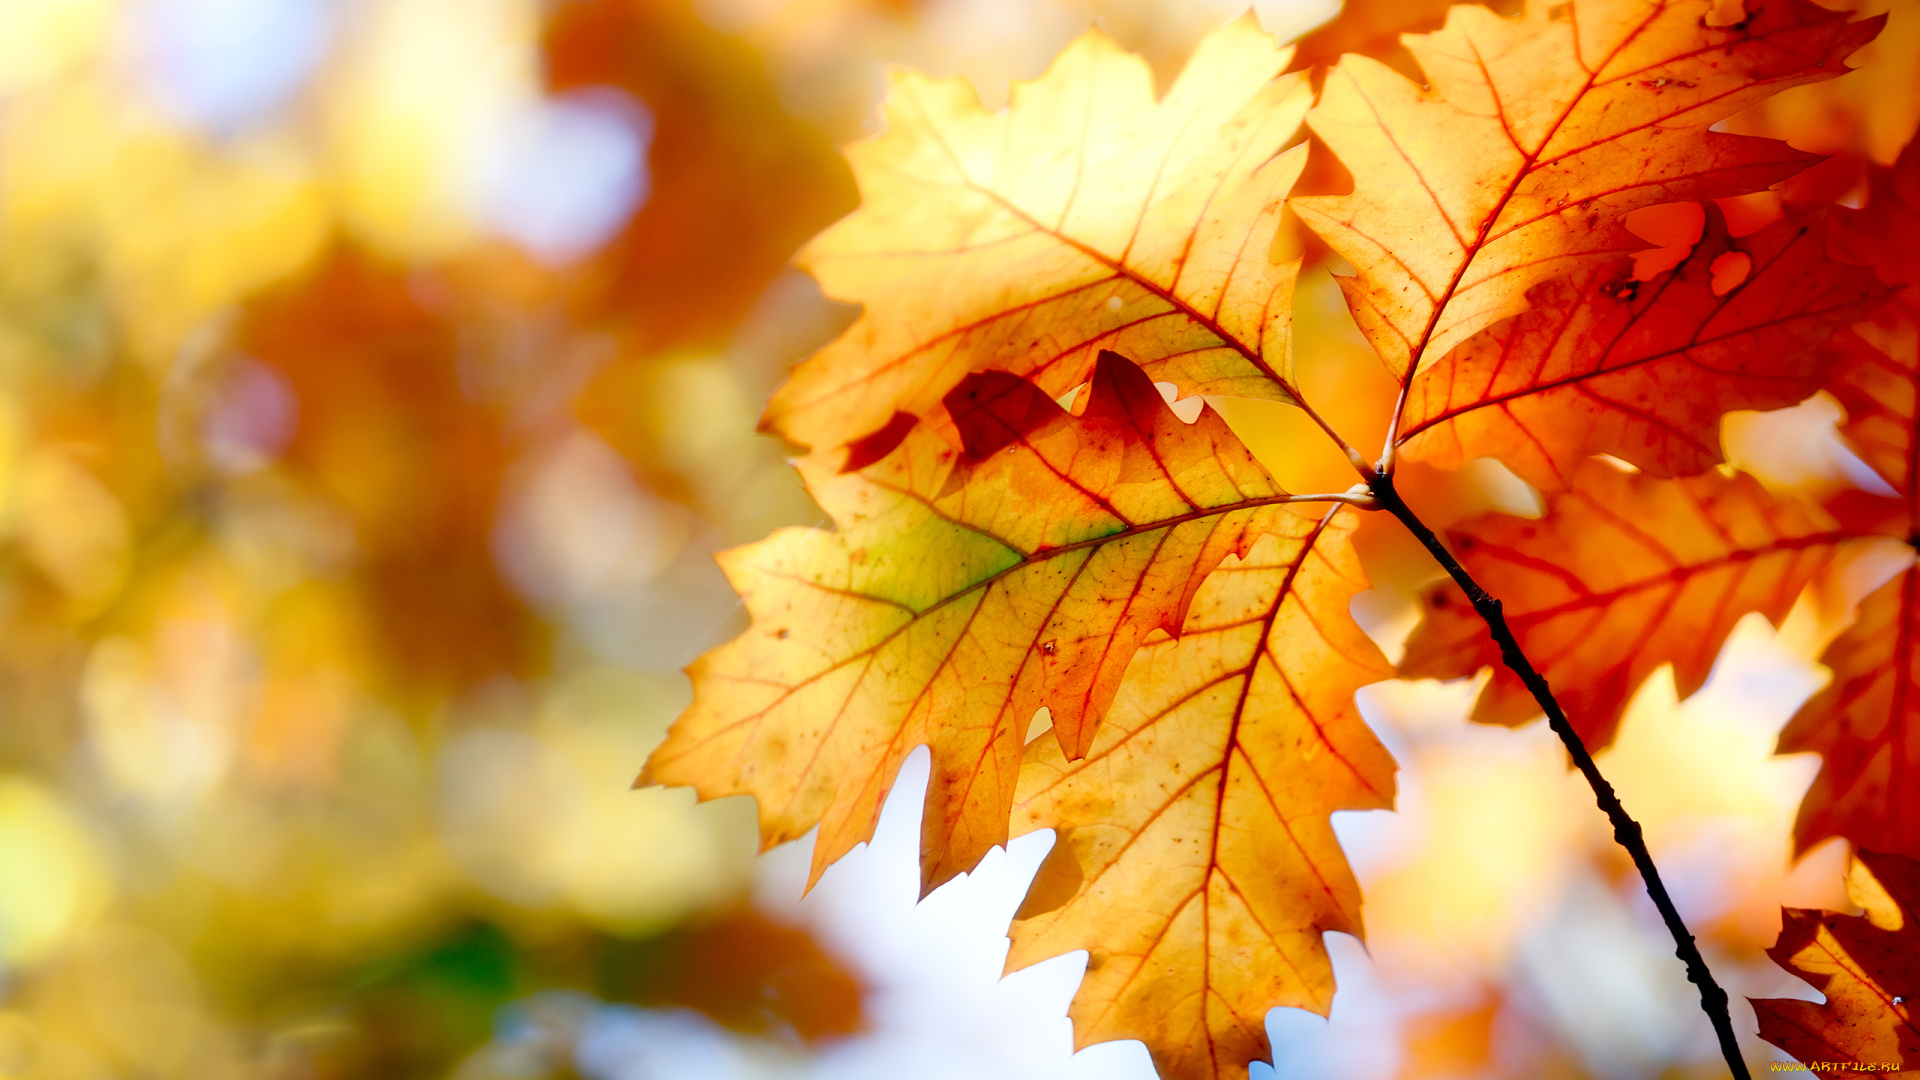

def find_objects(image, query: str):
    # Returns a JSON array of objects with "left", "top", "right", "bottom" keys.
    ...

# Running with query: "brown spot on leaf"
[
  {"left": 841, "top": 411, "right": 921, "bottom": 472},
  {"left": 1015, "top": 839, "right": 1086, "bottom": 919}
]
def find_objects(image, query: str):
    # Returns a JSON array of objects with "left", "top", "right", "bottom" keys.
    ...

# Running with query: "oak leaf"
[
  {"left": 1778, "top": 142, "right": 1920, "bottom": 862},
  {"left": 1825, "top": 294, "right": 1920, "bottom": 503},
  {"left": 652, "top": 8, "right": 1892, "bottom": 1078},
  {"left": 1401, "top": 459, "right": 1850, "bottom": 748},
  {"left": 1007, "top": 511, "right": 1394, "bottom": 1080},
  {"left": 1783, "top": 555, "right": 1920, "bottom": 863},
  {"left": 645, "top": 352, "right": 1311, "bottom": 893},
  {"left": 1829, "top": 137, "right": 1920, "bottom": 290},
  {"left": 1292, "top": 0, "right": 1881, "bottom": 383},
  {"left": 1779, "top": 291, "right": 1920, "bottom": 860},
  {"left": 764, "top": 16, "right": 1312, "bottom": 461},
  {"left": 1752, "top": 849, "right": 1920, "bottom": 1075},
  {"left": 1396, "top": 206, "right": 1888, "bottom": 489}
]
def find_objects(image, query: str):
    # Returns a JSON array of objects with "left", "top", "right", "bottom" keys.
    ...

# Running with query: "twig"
[{"left": 1368, "top": 470, "right": 1753, "bottom": 1080}]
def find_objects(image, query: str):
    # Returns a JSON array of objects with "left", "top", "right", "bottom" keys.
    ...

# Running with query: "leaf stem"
[
  {"left": 1287, "top": 489, "right": 1378, "bottom": 508},
  {"left": 1378, "top": 377, "right": 1412, "bottom": 476},
  {"left": 1289, "top": 391, "right": 1378, "bottom": 482},
  {"left": 1367, "top": 470, "right": 1753, "bottom": 1080}
]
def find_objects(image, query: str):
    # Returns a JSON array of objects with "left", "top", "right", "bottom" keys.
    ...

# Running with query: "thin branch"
[{"left": 1367, "top": 470, "right": 1753, "bottom": 1080}]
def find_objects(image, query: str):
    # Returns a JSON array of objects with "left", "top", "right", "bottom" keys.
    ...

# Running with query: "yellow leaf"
[
  {"left": 766, "top": 16, "right": 1311, "bottom": 461},
  {"left": 646, "top": 353, "right": 1317, "bottom": 894},
  {"left": 1008, "top": 510, "right": 1394, "bottom": 1080}
]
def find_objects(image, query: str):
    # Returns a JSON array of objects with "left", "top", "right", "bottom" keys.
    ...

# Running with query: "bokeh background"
[{"left": 0, "top": 0, "right": 1913, "bottom": 1078}]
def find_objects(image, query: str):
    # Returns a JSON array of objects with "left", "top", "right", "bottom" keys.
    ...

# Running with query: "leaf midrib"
[{"left": 1385, "top": 0, "right": 1653, "bottom": 404}]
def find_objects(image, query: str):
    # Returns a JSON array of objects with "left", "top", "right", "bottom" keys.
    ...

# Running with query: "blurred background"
[{"left": 0, "top": 0, "right": 1912, "bottom": 1078}]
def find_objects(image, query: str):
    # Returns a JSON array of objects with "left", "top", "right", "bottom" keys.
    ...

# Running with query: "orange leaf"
[
  {"left": 1752, "top": 849, "right": 1920, "bottom": 1074},
  {"left": 645, "top": 352, "right": 1312, "bottom": 894},
  {"left": 1827, "top": 294, "right": 1920, "bottom": 508},
  {"left": 1782, "top": 565, "right": 1920, "bottom": 862},
  {"left": 1782, "top": 146, "right": 1920, "bottom": 862},
  {"left": 1398, "top": 205, "right": 1887, "bottom": 489},
  {"left": 764, "top": 16, "right": 1312, "bottom": 461},
  {"left": 1401, "top": 460, "right": 1849, "bottom": 748},
  {"left": 1292, "top": 0, "right": 1879, "bottom": 383},
  {"left": 1007, "top": 511, "right": 1394, "bottom": 1080},
  {"left": 1827, "top": 129, "right": 1920, "bottom": 292}
]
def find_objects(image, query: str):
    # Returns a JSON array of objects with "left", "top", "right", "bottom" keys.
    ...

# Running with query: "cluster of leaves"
[{"left": 646, "top": 0, "right": 1920, "bottom": 1076}]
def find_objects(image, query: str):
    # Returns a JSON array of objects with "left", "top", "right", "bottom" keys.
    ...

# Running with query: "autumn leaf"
[
  {"left": 1751, "top": 849, "right": 1920, "bottom": 1075},
  {"left": 1396, "top": 205, "right": 1888, "bottom": 490},
  {"left": 1823, "top": 142, "right": 1920, "bottom": 504},
  {"left": 1777, "top": 144, "right": 1920, "bottom": 862},
  {"left": 645, "top": 352, "right": 1318, "bottom": 894},
  {"left": 1783, "top": 557, "right": 1920, "bottom": 862},
  {"left": 1825, "top": 293, "right": 1920, "bottom": 507},
  {"left": 763, "top": 16, "right": 1312, "bottom": 461},
  {"left": 1292, "top": 0, "right": 1880, "bottom": 385},
  {"left": 1400, "top": 459, "right": 1851, "bottom": 748},
  {"left": 1829, "top": 137, "right": 1920, "bottom": 290},
  {"left": 1777, "top": 294, "right": 1919, "bottom": 860},
  {"left": 1007, "top": 511, "right": 1394, "bottom": 1080},
  {"left": 650, "top": 7, "right": 1900, "bottom": 1077}
]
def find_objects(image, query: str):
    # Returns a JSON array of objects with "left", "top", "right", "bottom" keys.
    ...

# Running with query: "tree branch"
[{"left": 1368, "top": 470, "right": 1753, "bottom": 1080}]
